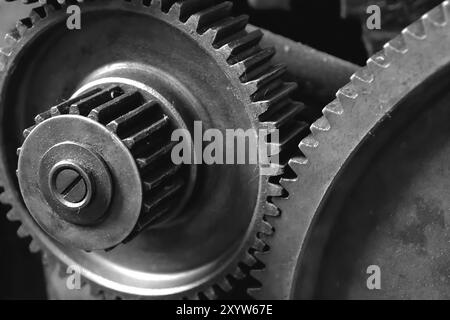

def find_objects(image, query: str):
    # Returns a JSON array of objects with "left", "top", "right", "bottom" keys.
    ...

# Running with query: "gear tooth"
[
  {"left": 5, "top": 29, "right": 21, "bottom": 46},
  {"left": 29, "top": 239, "right": 41, "bottom": 253},
  {"left": 264, "top": 201, "right": 280, "bottom": 217},
  {"left": 136, "top": 141, "right": 177, "bottom": 170},
  {"left": 243, "top": 64, "right": 286, "bottom": 96},
  {"left": 204, "top": 15, "right": 248, "bottom": 46},
  {"left": 351, "top": 66, "right": 373, "bottom": 86},
  {"left": 264, "top": 82, "right": 297, "bottom": 105},
  {"left": 70, "top": 86, "right": 123, "bottom": 116},
  {"left": 262, "top": 163, "right": 284, "bottom": 176},
  {"left": 217, "top": 278, "right": 232, "bottom": 292},
  {"left": 367, "top": 52, "right": 390, "bottom": 74},
  {"left": 259, "top": 101, "right": 305, "bottom": 130},
  {"left": 322, "top": 100, "right": 344, "bottom": 120},
  {"left": 142, "top": 164, "right": 180, "bottom": 192},
  {"left": 402, "top": 19, "right": 427, "bottom": 43},
  {"left": 0, "top": 44, "right": 12, "bottom": 57},
  {"left": 252, "top": 82, "right": 297, "bottom": 116},
  {"left": 151, "top": 0, "right": 176, "bottom": 12},
  {"left": 243, "top": 252, "right": 258, "bottom": 266},
  {"left": 383, "top": 35, "right": 408, "bottom": 59},
  {"left": 141, "top": 178, "right": 183, "bottom": 222},
  {"left": 16, "top": 19, "right": 31, "bottom": 36},
  {"left": 88, "top": 90, "right": 141, "bottom": 124},
  {"left": 260, "top": 220, "right": 273, "bottom": 236},
  {"left": 310, "top": 117, "right": 331, "bottom": 134},
  {"left": 6, "top": 209, "right": 20, "bottom": 221},
  {"left": 23, "top": 126, "right": 36, "bottom": 139},
  {"left": 253, "top": 249, "right": 267, "bottom": 260},
  {"left": 336, "top": 83, "right": 358, "bottom": 110},
  {"left": 267, "top": 183, "right": 283, "bottom": 197},
  {"left": 231, "top": 47, "right": 276, "bottom": 71},
  {"left": 168, "top": 0, "right": 210, "bottom": 22},
  {"left": 17, "top": 224, "right": 30, "bottom": 238},
  {"left": 232, "top": 266, "right": 246, "bottom": 280},
  {"left": 286, "top": 156, "right": 308, "bottom": 177},
  {"left": 218, "top": 29, "right": 263, "bottom": 58},
  {"left": 250, "top": 101, "right": 270, "bottom": 116},
  {"left": 423, "top": 4, "right": 447, "bottom": 29},
  {"left": 252, "top": 237, "right": 267, "bottom": 252},
  {"left": 123, "top": 115, "right": 170, "bottom": 149},
  {"left": 203, "top": 287, "right": 218, "bottom": 300},
  {"left": 30, "top": 6, "right": 47, "bottom": 23},
  {"left": 299, "top": 135, "right": 319, "bottom": 153},
  {"left": 106, "top": 100, "right": 158, "bottom": 135},
  {"left": 35, "top": 110, "right": 52, "bottom": 123},
  {"left": 0, "top": 189, "right": 12, "bottom": 203},
  {"left": 187, "top": 1, "right": 233, "bottom": 32}
]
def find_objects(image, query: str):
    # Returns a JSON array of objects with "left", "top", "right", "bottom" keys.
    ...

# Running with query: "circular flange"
[{"left": 18, "top": 115, "right": 143, "bottom": 250}]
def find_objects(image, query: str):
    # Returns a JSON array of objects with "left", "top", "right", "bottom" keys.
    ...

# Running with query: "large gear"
[
  {"left": 0, "top": 0, "right": 310, "bottom": 299},
  {"left": 253, "top": 1, "right": 450, "bottom": 299}
]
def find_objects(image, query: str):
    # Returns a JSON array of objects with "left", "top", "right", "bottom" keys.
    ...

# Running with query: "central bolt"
[
  {"left": 55, "top": 168, "right": 88, "bottom": 204},
  {"left": 48, "top": 161, "right": 93, "bottom": 211}
]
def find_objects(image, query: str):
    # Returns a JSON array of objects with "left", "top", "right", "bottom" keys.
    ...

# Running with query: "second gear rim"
[{"left": 0, "top": 0, "right": 311, "bottom": 299}]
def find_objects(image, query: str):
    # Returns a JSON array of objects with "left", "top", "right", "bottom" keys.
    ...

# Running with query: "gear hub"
[{"left": 17, "top": 84, "right": 194, "bottom": 250}]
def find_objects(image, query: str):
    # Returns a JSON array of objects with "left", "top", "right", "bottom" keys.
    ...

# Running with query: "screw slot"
[{"left": 49, "top": 161, "right": 93, "bottom": 211}]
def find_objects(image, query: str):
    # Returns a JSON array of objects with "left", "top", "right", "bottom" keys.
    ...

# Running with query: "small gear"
[{"left": 18, "top": 85, "right": 192, "bottom": 250}]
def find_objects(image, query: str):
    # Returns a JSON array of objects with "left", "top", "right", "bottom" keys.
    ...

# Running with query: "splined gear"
[
  {"left": 18, "top": 85, "right": 192, "bottom": 250},
  {"left": 253, "top": 1, "right": 450, "bottom": 299},
  {"left": 0, "top": 0, "right": 311, "bottom": 299}
]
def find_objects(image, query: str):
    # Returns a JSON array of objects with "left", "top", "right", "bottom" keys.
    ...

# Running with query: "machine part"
[
  {"left": 0, "top": 0, "right": 310, "bottom": 299},
  {"left": 252, "top": 1, "right": 450, "bottom": 299},
  {"left": 18, "top": 85, "right": 192, "bottom": 250}
]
